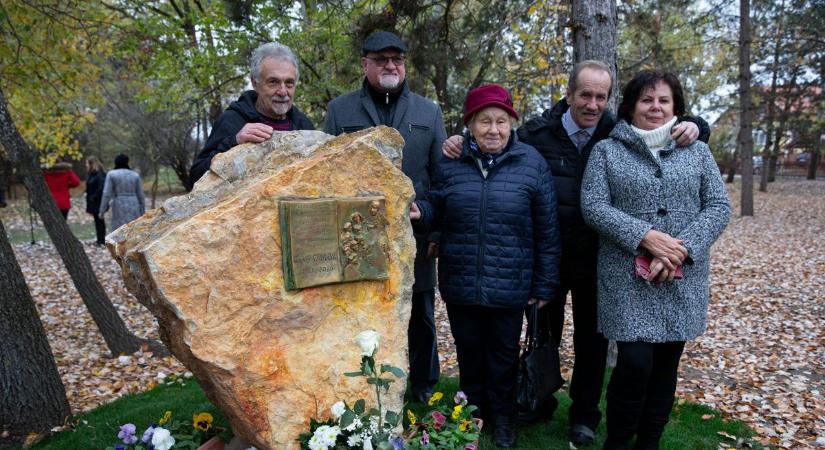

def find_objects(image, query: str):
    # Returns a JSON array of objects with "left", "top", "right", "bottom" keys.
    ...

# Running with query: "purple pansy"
[
  {"left": 118, "top": 423, "right": 137, "bottom": 444},
  {"left": 454, "top": 391, "right": 468, "bottom": 405},
  {"left": 421, "top": 430, "right": 430, "bottom": 445},
  {"left": 142, "top": 425, "right": 156, "bottom": 443},
  {"left": 390, "top": 436, "right": 405, "bottom": 449}
]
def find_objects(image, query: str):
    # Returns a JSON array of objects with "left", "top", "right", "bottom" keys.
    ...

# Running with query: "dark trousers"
[
  {"left": 408, "top": 289, "right": 439, "bottom": 393},
  {"left": 604, "top": 341, "right": 685, "bottom": 450},
  {"left": 446, "top": 303, "right": 523, "bottom": 420},
  {"left": 59, "top": 209, "right": 69, "bottom": 219},
  {"left": 91, "top": 213, "right": 106, "bottom": 245},
  {"left": 543, "top": 273, "right": 608, "bottom": 429}
]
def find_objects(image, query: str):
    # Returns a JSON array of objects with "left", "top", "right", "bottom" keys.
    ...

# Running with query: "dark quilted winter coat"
[{"left": 414, "top": 134, "right": 561, "bottom": 309}]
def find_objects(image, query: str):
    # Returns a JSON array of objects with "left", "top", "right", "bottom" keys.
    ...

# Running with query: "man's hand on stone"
[
  {"left": 671, "top": 121, "right": 699, "bottom": 147},
  {"left": 236, "top": 123, "right": 274, "bottom": 144},
  {"left": 442, "top": 135, "right": 464, "bottom": 159}
]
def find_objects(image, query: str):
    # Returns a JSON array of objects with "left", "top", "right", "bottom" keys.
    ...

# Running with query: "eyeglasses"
[{"left": 365, "top": 55, "right": 406, "bottom": 67}]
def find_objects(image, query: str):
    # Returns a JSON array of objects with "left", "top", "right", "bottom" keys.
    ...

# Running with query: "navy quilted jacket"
[{"left": 415, "top": 135, "right": 561, "bottom": 308}]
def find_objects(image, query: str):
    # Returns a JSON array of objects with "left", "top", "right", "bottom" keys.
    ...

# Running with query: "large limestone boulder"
[{"left": 107, "top": 127, "right": 416, "bottom": 450}]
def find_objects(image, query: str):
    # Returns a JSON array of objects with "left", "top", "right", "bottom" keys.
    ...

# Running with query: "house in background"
[{"left": 711, "top": 85, "right": 823, "bottom": 178}]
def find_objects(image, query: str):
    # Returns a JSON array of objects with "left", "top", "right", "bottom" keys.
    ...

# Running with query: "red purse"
[{"left": 634, "top": 255, "right": 683, "bottom": 281}]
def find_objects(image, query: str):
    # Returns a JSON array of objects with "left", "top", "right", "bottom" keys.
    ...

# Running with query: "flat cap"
[{"left": 362, "top": 31, "right": 407, "bottom": 55}]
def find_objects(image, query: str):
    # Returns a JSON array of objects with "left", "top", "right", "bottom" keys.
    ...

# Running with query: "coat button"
[
  {"left": 655, "top": 169, "right": 662, "bottom": 178},
  {"left": 657, "top": 208, "right": 667, "bottom": 216}
]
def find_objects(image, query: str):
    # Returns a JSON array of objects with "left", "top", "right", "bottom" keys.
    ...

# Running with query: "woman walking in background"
[
  {"left": 99, "top": 154, "right": 145, "bottom": 232},
  {"left": 581, "top": 70, "right": 730, "bottom": 450},
  {"left": 43, "top": 161, "right": 81, "bottom": 219},
  {"left": 85, "top": 156, "right": 106, "bottom": 245}
]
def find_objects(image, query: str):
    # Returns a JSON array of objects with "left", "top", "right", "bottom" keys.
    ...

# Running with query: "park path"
[{"left": 4, "top": 179, "right": 823, "bottom": 449}]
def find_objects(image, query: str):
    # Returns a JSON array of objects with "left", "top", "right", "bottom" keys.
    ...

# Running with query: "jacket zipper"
[
  {"left": 466, "top": 147, "right": 519, "bottom": 305},
  {"left": 475, "top": 176, "right": 488, "bottom": 304}
]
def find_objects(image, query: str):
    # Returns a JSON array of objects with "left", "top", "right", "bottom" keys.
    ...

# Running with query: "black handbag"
[{"left": 515, "top": 302, "right": 564, "bottom": 421}]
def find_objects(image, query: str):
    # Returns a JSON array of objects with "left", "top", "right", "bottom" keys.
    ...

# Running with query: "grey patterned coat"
[
  {"left": 99, "top": 168, "right": 146, "bottom": 231},
  {"left": 580, "top": 120, "right": 731, "bottom": 342}
]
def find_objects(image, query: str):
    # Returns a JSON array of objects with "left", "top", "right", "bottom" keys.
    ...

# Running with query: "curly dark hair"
[{"left": 617, "top": 70, "right": 686, "bottom": 124}]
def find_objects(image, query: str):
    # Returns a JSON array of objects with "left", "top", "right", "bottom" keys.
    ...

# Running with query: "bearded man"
[{"left": 324, "top": 31, "right": 447, "bottom": 404}]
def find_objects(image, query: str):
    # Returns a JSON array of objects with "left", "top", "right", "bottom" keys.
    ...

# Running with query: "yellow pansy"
[
  {"left": 193, "top": 412, "right": 213, "bottom": 432},
  {"left": 427, "top": 391, "right": 444, "bottom": 406},
  {"left": 158, "top": 410, "right": 172, "bottom": 425},
  {"left": 459, "top": 419, "right": 473, "bottom": 432},
  {"left": 451, "top": 405, "right": 463, "bottom": 420},
  {"left": 407, "top": 409, "right": 416, "bottom": 425}
]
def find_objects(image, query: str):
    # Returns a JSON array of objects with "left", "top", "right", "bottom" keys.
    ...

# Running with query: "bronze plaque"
[{"left": 279, "top": 197, "right": 389, "bottom": 290}]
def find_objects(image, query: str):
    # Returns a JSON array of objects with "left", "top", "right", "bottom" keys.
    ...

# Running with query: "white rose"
[
  {"left": 355, "top": 330, "right": 380, "bottom": 357},
  {"left": 331, "top": 401, "right": 346, "bottom": 419},
  {"left": 151, "top": 427, "right": 175, "bottom": 450}
]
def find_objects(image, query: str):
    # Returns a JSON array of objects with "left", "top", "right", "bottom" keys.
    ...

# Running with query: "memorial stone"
[{"left": 106, "top": 127, "right": 416, "bottom": 450}]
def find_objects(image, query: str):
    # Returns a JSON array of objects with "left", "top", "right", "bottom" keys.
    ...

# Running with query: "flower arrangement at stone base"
[
  {"left": 299, "top": 330, "right": 406, "bottom": 450},
  {"left": 403, "top": 391, "right": 481, "bottom": 450},
  {"left": 105, "top": 410, "right": 228, "bottom": 450}
]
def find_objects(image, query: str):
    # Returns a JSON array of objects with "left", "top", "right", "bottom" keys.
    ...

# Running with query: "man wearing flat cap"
[{"left": 324, "top": 31, "right": 446, "bottom": 403}]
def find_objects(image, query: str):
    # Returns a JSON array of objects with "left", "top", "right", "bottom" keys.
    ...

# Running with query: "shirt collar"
[{"left": 561, "top": 108, "right": 597, "bottom": 140}]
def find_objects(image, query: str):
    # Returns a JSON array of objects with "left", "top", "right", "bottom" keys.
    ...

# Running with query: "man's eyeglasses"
[{"left": 365, "top": 55, "right": 406, "bottom": 67}]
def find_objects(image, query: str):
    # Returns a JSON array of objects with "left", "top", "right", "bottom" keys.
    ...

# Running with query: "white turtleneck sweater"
[{"left": 631, "top": 115, "right": 678, "bottom": 159}]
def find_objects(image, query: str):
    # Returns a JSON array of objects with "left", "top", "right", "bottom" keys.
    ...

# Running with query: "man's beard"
[
  {"left": 378, "top": 74, "right": 401, "bottom": 91},
  {"left": 270, "top": 96, "right": 291, "bottom": 116}
]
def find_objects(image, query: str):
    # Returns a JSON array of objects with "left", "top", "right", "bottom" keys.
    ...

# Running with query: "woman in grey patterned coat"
[
  {"left": 99, "top": 154, "right": 145, "bottom": 232},
  {"left": 581, "top": 71, "right": 730, "bottom": 450}
]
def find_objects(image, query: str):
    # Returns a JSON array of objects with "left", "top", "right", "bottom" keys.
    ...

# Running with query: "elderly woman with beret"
[
  {"left": 410, "top": 84, "right": 561, "bottom": 448},
  {"left": 581, "top": 70, "right": 730, "bottom": 450}
]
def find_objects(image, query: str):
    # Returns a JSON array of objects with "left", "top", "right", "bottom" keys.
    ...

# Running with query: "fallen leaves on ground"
[{"left": 3, "top": 179, "right": 822, "bottom": 448}]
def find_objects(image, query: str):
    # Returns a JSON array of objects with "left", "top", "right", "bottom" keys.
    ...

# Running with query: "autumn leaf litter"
[{"left": 5, "top": 180, "right": 823, "bottom": 448}]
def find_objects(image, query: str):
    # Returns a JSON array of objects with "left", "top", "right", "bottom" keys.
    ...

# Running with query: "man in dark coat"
[
  {"left": 443, "top": 60, "right": 709, "bottom": 447},
  {"left": 189, "top": 42, "right": 314, "bottom": 187},
  {"left": 324, "top": 31, "right": 446, "bottom": 403}
]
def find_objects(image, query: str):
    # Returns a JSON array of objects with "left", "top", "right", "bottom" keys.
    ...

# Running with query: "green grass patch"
[
  {"left": 18, "top": 373, "right": 761, "bottom": 449},
  {"left": 405, "top": 376, "right": 761, "bottom": 449},
  {"left": 3, "top": 221, "right": 95, "bottom": 245},
  {"left": 15, "top": 378, "right": 231, "bottom": 450}
]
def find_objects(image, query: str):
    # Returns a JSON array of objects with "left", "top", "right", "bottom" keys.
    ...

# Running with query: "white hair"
[{"left": 250, "top": 42, "right": 299, "bottom": 82}]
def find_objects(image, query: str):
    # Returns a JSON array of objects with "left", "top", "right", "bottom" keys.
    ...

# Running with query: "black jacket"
[
  {"left": 85, "top": 169, "right": 106, "bottom": 215},
  {"left": 415, "top": 135, "right": 561, "bottom": 309},
  {"left": 517, "top": 99, "right": 711, "bottom": 281},
  {"left": 189, "top": 90, "right": 314, "bottom": 187}
]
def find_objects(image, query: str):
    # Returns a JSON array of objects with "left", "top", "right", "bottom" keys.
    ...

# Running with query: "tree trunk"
[
  {"left": 767, "top": 127, "right": 782, "bottom": 181},
  {"left": 726, "top": 163, "right": 737, "bottom": 183},
  {"left": 571, "top": 0, "right": 619, "bottom": 112},
  {"left": 738, "top": 0, "right": 754, "bottom": 216},
  {"left": 759, "top": 0, "right": 784, "bottom": 192},
  {"left": 0, "top": 220, "right": 72, "bottom": 446},
  {"left": 0, "top": 86, "right": 164, "bottom": 357},
  {"left": 807, "top": 147, "right": 820, "bottom": 180},
  {"left": 725, "top": 145, "right": 738, "bottom": 183}
]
